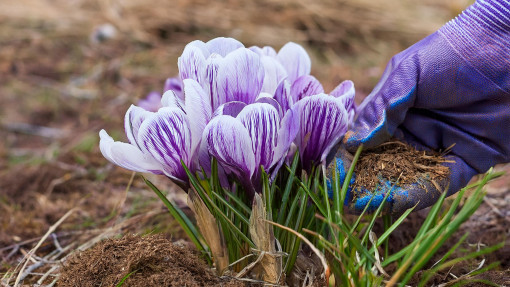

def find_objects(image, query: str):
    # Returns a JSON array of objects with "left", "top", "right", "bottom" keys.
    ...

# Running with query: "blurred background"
[{"left": 8, "top": 0, "right": 510, "bottom": 281}]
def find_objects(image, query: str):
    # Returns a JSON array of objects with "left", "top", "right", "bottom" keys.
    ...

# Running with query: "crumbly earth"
[
  {"left": 58, "top": 234, "right": 245, "bottom": 287},
  {"left": 353, "top": 141, "right": 450, "bottom": 192}
]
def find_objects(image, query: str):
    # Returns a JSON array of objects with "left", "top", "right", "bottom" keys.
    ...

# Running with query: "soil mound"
[
  {"left": 58, "top": 234, "right": 245, "bottom": 287},
  {"left": 353, "top": 141, "right": 450, "bottom": 191}
]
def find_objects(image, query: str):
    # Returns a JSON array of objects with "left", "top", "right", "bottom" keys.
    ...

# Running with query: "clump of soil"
[
  {"left": 353, "top": 141, "right": 450, "bottom": 191},
  {"left": 58, "top": 234, "right": 245, "bottom": 287}
]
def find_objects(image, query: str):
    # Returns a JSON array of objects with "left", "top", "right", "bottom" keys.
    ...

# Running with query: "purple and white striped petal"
[
  {"left": 217, "top": 48, "right": 264, "bottom": 105},
  {"left": 277, "top": 42, "right": 311, "bottom": 84},
  {"left": 260, "top": 56, "right": 288, "bottom": 95},
  {"left": 331, "top": 80, "right": 356, "bottom": 122},
  {"left": 203, "top": 116, "right": 256, "bottom": 181},
  {"left": 213, "top": 101, "right": 247, "bottom": 117},
  {"left": 255, "top": 94, "right": 284, "bottom": 119},
  {"left": 137, "top": 107, "right": 192, "bottom": 182},
  {"left": 249, "top": 46, "right": 278, "bottom": 57},
  {"left": 100, "top": 130, "right": 164, "bottom": 174},
  {"left": 291, "top": 75, "right": 324, "bottom": 103},
  {"left": 124, "top": 105, "right": 152, "bottom": 148},
  {"left": 274, "top": 80, "right": 293, "bottom": 112},
  {"left": 292, "top": 94, "right": 349, "bottom": 170},
  {"left": 206, "top": 37, "right": 244, "bottom": 57},
  {"left": 161, "top": 90, "right": 185, "bottom": 111},
  {"left": 186, "top": 40, "right": 210, "bottom": 57},
  {"left": 183, "top": 79, "right": 212, "bottom": 156},
  {"left": 164, "top": 77, "right": 183, "bottom": 99},
  {"left": 178, "top": 45, "right": 207, "bottom": 85},
  {"left": 331, "top": 80, "right": 355, "bottom": 105},
  {"left": 237, "top": 103, "right": 280, "bottom": 171},
  {"left": 205, "top": 54, "right": 225, "bottom": 110},
  {"left": 271, "top": 108, "right": 299, "bottom": 168}
]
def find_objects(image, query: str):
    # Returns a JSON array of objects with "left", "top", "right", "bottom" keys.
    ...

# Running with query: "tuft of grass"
[{"left": 145, "top": 147, "right": 504, "bottom": 286}]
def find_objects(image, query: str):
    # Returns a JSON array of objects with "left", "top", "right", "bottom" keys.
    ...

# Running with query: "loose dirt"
[
  {"left": 58, "top": 234, "right": 245, "bottom": 287},
  {"left": 353, "top": 141, "right": 450, "bottom": 192}
]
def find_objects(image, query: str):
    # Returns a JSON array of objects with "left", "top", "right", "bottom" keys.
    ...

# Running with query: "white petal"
[
  {"left": 292, "top": 94, "right": 349, "bottom": 169},
  {"left": 161, "top": 90, "right": 184, "bottom": 111},
  {"left": 249, "top": 46, "right": 278, "bottom": 57},
  {"left": 203, "top": 116, "right": 256, "bottom": 180},
  {"left": 237, "top": 103, "right": 280, "bottom": 171},
  {"left": 260, "top": 56, "right": 288, "bottom": 95},
  {"left": 99, "top": 129, "right": 163, "bottom": 174},
  {"left": 137, "top": 107, "right": 192, "bottom": 180},
  {"left": 271, "top": 108, "right": 299, "bottom": 168},
  {"left": 255, "top": 93, "right": 284, "bottom": 119},
  {"left": 206, "top": 37, "right": 244, "bottom": 57},
  {"left": 204, "top": 54, "right": 226, "bottom": 110},
  {"left": 124, "top": 105, "right": 152, "bottom": 148},
  {"left": 183, "top": 79, "right": 212, "bottom": 156},
  {"left": 178, "top": 45, "right": 207, "bottom": 85},
  {"left": 277, "top": 42, "right": 311, "bottom": 83},
  {"left": 217, "top": 48, "right": 264, "bottom": 105}
]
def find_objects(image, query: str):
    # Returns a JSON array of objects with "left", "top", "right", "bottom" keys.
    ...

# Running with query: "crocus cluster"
[{"left": 100, "top": 37, "right": 355, "bottom": 194}]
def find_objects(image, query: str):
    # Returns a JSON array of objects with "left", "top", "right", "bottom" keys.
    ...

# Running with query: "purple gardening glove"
[{"left": 329, "top": 0, "right": 510, "bottom": 215}]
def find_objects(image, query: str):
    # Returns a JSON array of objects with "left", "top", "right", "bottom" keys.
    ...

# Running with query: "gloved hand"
[{"left": 328, "top": 0, "right": 510, "bottom": 215}]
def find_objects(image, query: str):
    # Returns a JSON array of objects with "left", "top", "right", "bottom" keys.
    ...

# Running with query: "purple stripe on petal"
[
  {"left": 161, "top": 90, "right": 185, "bottom": 111},
  {"left": 271, "top": 108, "right": 299, "bottom": 169},
  {"left": 203, "top": 116, "right": 256, "bottom": 181},
  {"left": 164, "top": 77, "right": 184, "bottom": 100},
  {"left": 237, "top": 103, "right": 280, "bottom": 172},
  {"left": 274, "top": 80, "right": 293, "bottom": 112},
  {"left": 186, "top": 40, "right": 210, "bottom": 58},
  {"left": 178, "top": 45, "right": 207, "bottom": 85},
  {"left": 124, "top": 105, "right": 152, "bottom": 148},
  {"left": 100, "top": 129, "right": 164, "bottom": 174},
  {"left": 291, "top": 75, "right": 324, "bottom": 103},
  {"left": 137, "top": 107, "right": 192, "bottom": 181},
  {"left": 206, "top": 37, "right": 244, "bottom": 57},
  {"left": 217, "top": 48, "right": 264, "bottom": 105},
  {"left": 277, "top": 42, "right": 311, "bottom": 83},
  {"left": 331, "top": 80, "right": 355, "bottom": 108},
  {"left": 214, "top": 101, "right": 247, "bottom": 117},
  {"left": 260, "top": 56, "right": 288, "bottom": 95},
  {"left": 292, "top": 94, "right": 349, "bottom": 170},
  {"left": 330, "top": 80, "right": 354, "bottom": 99},
  {"left": 331, "top": 80, "right": 356, "bottom": 123},
  {"left": 183, "top": 79, "right": 212, "bottom": 156},
  {"left": 255, "top": 94, "right": 284, "bottom": 119},
  {"left": 205, "top": 54, "right": 225, "bottom": 110}
]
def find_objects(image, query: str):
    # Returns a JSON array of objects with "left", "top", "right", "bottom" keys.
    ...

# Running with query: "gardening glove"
[{"left": 329, "top": 0, "right": 510, "bottom": 215}]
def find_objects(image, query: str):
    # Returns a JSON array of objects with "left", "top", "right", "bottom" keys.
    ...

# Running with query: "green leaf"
[{"left": 143, "top": 177, "right": 208, "bottom": 260}]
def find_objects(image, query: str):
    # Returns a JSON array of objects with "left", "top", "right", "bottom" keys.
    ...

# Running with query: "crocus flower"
[
  {"left": 101, "top": 36, "right": 355, "bottom": 192},
  {"left": 100, "top": 79, "right": 210, "bottom": 186},
  {"left": 202, "top": 103, "right": 298, "bottom": 196},
  {"left": 137, "top": 77, "right": 183, "bottom": 112},
  {"left": 288, "top": 79, "right": 356, "bottom": 171},
  {"left": 249, "top": 42, "right": 312, "bottom": 94},
  {"left": 177, "top": 37, "right": 264, "bottom": 111}
]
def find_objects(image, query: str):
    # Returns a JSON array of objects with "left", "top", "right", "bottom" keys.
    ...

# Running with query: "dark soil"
[
  {"left": 58, "top": 234, "right": 245, "bottom": 287},
  {"left": 353, "top": 141, "right": 450, "bottom": 192}
]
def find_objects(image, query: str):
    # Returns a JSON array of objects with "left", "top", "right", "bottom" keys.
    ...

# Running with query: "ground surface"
[{"left": 1, "top": 0, "right": 509, "bottom": 286}]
